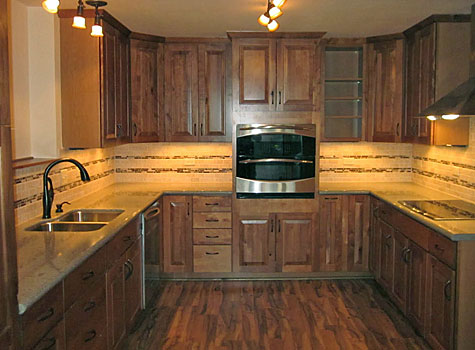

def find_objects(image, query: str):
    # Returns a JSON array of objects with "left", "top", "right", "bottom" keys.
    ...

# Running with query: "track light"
[
  {"left": 258, "top": 0, "right": 286, "bottom": 32},
  {"left": 272, "top": 0, "right": 287, "bottom": 8},
  {"left": 441, "top": 114, "right": 460, "bottom": 120},
  {"left": 267, "top": 20, "right": 280, "bottom": 32},
  {"left": 258, "top": 13, "right": 271, "bottom": 26},
  {"left": 72, "top": 0, "right": 86, "bottom": 29},
  {"left": 42, "top": 0, "right": 60, "bottom": 14},
  {"left": 426, "top": 115, "right": 438, "bottom": 121},
  {"left": 90, "top": 9, "right": 103, "bottom": 37},
  {"left": 269, "top": 6, "right": 283, "bottom": 20}
]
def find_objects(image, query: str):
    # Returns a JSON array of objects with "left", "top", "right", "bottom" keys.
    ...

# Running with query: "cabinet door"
[
  {"left": 162, "top": 196, "right": 193, "bottom": 273},
  {"left": 276, "top": 39, "right": 317, "bottom": 111},
  {"left": 347, "top": 195, "right": 370, "bottom": 272},
  {"left": 0, "top": 0, "right": 10, "bottom": 126},
  {"left": 367, "top": 39, "right": 404, "bottom": 142},
  {"left": 32, "top": 319, "right": 65, "bottom": 350},
  {"left": 198, "top": 44, "right": 231, "bottom": 141},
  {"left": 164, "top": 44, "right": 199, "bottom": 141},
  {"left": 130, "top": 40, "right": 161, "bottom": 143},
  {"left": 106, "top": 254, "right": 126, "bottom": 350},
  {"left": 392, "top": 230, "right": 409, "bottom": 311},
  {"left": 378, "top": 220, "right": 394, "bottom": 292},
  {"left": 233, "top": 215, "right": 275, "bottom": 272},
  {"left": 102, "top": 23, "right": 118, "bottom": 144},
  {"left": 406, "top": 241, "right": 427, "bottom": 335},
  {"left": 318, "top": 196, "right": 343, "bottom": 271},
  {"left": 125, "top": 239, "right": 143, "bottom": 330},
  {"left": 426, "top": 256, "right": 455, "bottom": 350},
  {"left": 116, "top": 33, "right": 130, "bottom": 144},
  {"left": 369, "top": 203, "right": 382, "bottom": 278},
  {"left": 275, "top": 213, "right": 314, "bottom": 272},
  {"left": 232, "top": 39, "right": 276, "bottom": 111}
]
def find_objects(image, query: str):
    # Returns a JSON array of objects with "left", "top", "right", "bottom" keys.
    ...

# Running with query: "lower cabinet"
[
  {"left": 318, "top": 195, "right": 370, "bottom": 272},
  {"left": 406, "top": 241, "right": 427, "bottom": 335},
  {"left": 106, "top": 254, "right": 127, "bottom": 350},
  {"left": 233, "top": 213, "right": 315, "bottom": 273},
  {"left": 125, "top": 239, "right": 143, "bottom": 329},
  {"left": 32, "top": 320, "right": 66, "bottom": 350},
  {"left": 426, "top": 255, "right": 455, "bottom": 350}
]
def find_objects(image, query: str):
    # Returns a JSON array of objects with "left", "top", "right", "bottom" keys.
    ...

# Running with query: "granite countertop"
[
  {"left": 320, "top": 182, "right": 475, "bottom": 241},
  {"left": 16, "top": 182, "right": 232, "bottom": 315}
]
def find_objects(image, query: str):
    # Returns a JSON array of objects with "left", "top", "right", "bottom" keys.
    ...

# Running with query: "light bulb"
[
  {"left": 42, "top": 0, "right": 60, "bottom": 14},
  {"left": 269, "top": 6, "right": 283, "bottom": 20},
  {"left": 441, "top": 114, "right": 460, "bottom": 120},
  {"left": 91, "top": 24, "right": 103, "bottom": 37},
  {"left": 272, "top": 0, "right": 287, "bottom": 8},
  {"left": 72, "top": 16, "right": 86, "bottom": 29},
  {"left": 426, "top": 115, "right": 437, "bottom": 121},
  {"left": 258, "top": 13, "right": 271, "bottom": 26},
  {"left": 267, "top": 20, "right": 279, "bottom": 32}
]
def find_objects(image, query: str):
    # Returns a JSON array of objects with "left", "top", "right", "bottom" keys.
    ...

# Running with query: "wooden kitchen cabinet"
[
  {"left": 59, "top": 11, "right": 131, "bottom": 148},
  {"left": 32, "top": 319, "right": 65, "bottom": 350},
  {"left": 318, "top": 195, "right": 370, "bottom": 272},
  {"left": 366, "top": 36, "right": 404, "bottom": 142},
  {"left": 164, "top": 41, "right": 231, "bottom": 142},
  {"left": 406, "top": 240, "right": 427, "bottom": 335},
  {"left": 378, "top": 220, "right": 395, "bottom": 292},
  {"left": 162, "top": 196, "right": 193, "bottom": 273},
  {"left": 229, "top": 33, "right": 322, "bottom": 112},
  {"left": 130, "top": 35, "right": 165, "bottom": 142},
  {"left": 426, "top": 256, "right": 456, "bottom": 350},
  {"left": 125, "top": 239, "right": 143, "bottom": 330},
  {"left": 404, "top": 16, "right": 471, "bottom": 145},
  {"left": 392, "top": 230, "right": 409, "bottom": 311},
  {"left": 106, "top": 254, "right": 127, "bottom": 350}
]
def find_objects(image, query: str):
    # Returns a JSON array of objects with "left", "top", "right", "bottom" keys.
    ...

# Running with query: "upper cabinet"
[
  {"left": 59, "top": 11, "right": 131, "bottom": 148},
  {"left": 130, "top": 34, "right": 165, "bottom": 143},
  {"left": 164, "top": 41, "right": 231, "bottom": 142},
  {"left": 366, "top": 35, "right": 405, "bottom": 142},
  {"left": 321, "top": 39, "right": 366, "bottom": 141},
  {"left": 229, "top": 33, "right": 323, "bottom": 113},
  {"left": 404, "top": 16, "right": 471, "bottom": 146}
]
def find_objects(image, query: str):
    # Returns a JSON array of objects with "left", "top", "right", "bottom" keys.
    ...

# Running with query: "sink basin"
[
  {"left": 57, "top": 209, "right": 124, "bottom": 223},
  {"left": 26, "top": 222, "right": 106, "bottom": 232}
]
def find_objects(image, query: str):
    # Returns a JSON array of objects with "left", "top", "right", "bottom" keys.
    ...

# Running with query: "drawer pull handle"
[
  {"left": 125, "top": 260, "right": 134, "bottom": 280},
  {"left": 205, "top": 235, "right": 220, "bottom": 239},
  {"left": 123, "top": 235, "right": 132, "bottom": 242},
  {"left": 444, "top": 280, "right": 452, "bottom": 301},
  {"left": 84, "top": 301, "right": 96, "bottom": 312},
  {"left": 385, "top": 234, "right": 392, "bottom": 240},
  {"left": 37, "top": 308, "right": 55, "bottom": 322},
  {"left": 144, "top": 208, "right": 160, "bottom": 220},
  {"left": 82, "top": 271, "right": 95, "bottom": 281},
  {"left": 205, "top": 252, "right": 219, "bottom": 255},
  {"left": 434, "top": 244, "right": 445, "bottom": 252},
  {"left": 324, "top": 197, "right": 339, "bottom": 200},
  {"left": 84, "top": 330, "right": 97, "bottom": 343},
  {"left": 39, "top": 337, "right": 56, "bottom": 350},
  {"left": 205, "top": 219, "right": 219, "bottom": 222},
  {"left": 205, "top": 203, "right": 220, "bottom": 206},
  {"left": 403, "top": 248, "right": 411, "bottom": 263}
]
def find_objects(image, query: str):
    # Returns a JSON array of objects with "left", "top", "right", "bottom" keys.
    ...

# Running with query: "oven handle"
[
  {"left": 239, "top": 125, "right": 312, "bottom": 131},
  {"left": 239, "top": 158, "right": 314, "bottom": 164}
]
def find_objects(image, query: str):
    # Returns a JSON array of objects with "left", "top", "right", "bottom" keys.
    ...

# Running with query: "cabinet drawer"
[
  {"left": 65, "top": 277, "right": 107, "bottom": 350},
  {"left": 193, "top": 229, "right": 232, "bottom": 245},
  {"left": 193, "top": 196, "right": 231, "bottom": 212},
  {"left": 193, "top": 245, "right": 231, "bottom": 272},
  {"left": 193, "top": 212, "right": 232, "bottom": 229},
  {"left": 429, "top": 232, "right": 457, "bottom": 269},
  {"left": 63, "top": 246, "right": 106, "bottom": 310},
  {"left": 107, "top": 217, "right": 140, "bottom": 266},
  {"left": 22, "top": 282, "right": 64, "bottom": 350},
  {"left": 32, "top": 319, "right": 65, "bottom": 350}
]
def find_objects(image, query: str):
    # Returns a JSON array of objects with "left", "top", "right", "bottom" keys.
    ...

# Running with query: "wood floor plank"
[{"left": 125, "top": 280, "right": 431, "bottom": 350}]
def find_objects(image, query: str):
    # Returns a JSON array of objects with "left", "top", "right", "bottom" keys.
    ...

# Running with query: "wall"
[{"left": 412, "top": 119, "right": 475, "bottom": 202}]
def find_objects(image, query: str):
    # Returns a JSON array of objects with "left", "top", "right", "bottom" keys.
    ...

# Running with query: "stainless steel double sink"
[{"left": 26, "top": 209, "right": 124, "bottom": 232}]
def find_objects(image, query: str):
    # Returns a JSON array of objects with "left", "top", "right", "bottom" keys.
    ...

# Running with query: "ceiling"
[{"left": 19, "top": 0, "right": 474, "bottom": 37}]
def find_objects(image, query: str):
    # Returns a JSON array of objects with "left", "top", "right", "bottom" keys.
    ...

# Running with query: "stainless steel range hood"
[{"left": 420, "top": 4, "right": 475, "bottom": 118}]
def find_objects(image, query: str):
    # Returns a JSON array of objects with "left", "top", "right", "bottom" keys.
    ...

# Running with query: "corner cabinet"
[
  {"left": 164, "top": 41, "right": 232, "bottom": 142},
  {"left": 229, "top": 33, "right": 323, "bottom": 113},
  {"left": 59, "top": 11, "right": 131, "bottom": 148},
  {"left": 366, "top": 35, "right": 405, "bottom": 142}
]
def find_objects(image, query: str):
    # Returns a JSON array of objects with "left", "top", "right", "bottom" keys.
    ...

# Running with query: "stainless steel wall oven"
[{"left": 236, "top": 124, "right": 316, "bottom": 198}]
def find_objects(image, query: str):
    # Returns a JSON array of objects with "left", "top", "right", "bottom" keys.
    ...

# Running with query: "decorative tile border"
[
  {"left": 115, "top": 168, "right": 232, "bottom": 174},
  {"left": 412, "top": 169, "right": 475, "bottom": 191},
  {"left": 115, "top": 155, "right": 231, "bottom": 160},
  {"left": 413, "top": 156, "right": 475, "bottom": 171},
  {"left": 320, "top": 167, "right": 412, "bottom": 174},
  {"left": 320, "top": 155, "right": 411, "bottom": 160}
]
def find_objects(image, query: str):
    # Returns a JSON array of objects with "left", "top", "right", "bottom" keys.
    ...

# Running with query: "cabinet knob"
[
  {"left": 271, "top": 91, "right": 275, "bottom": 105},
  {"left": 444, "top": 280, "right": 452, "bottom": 301}
]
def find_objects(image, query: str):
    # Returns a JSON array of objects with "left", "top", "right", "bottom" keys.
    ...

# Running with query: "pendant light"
[
  {"left": 267, "top": 20, "right": 280, "bottom": 32},
  {"left": 272, "top": 0, "right": 287, "bottom": 8},
  {"left": 257, "top": 0, "right": 286, "bottom": 32},
  {"left": 42, "top": 0, "right": 60, "bottom": 14},
  {"left": 72, "top": 0, "right": 86, "bottom": 29},
  {"left": 88, "top": 1, "right": 107, "bottom": 37}
]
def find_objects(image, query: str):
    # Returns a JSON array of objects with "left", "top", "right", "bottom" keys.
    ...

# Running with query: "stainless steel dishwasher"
[{"left": 141, "top": 198, "right": 161, "bottom": 307}]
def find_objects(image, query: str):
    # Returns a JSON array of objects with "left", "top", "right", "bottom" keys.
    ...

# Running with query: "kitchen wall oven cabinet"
[
  {"left": 130, "top": 34, "right": 165, "bottom": 143},
  {"left": 59, "top": 11, "right": 131, "bottom": 148},
  {"left": 403, "top": 16, "right": 471, "bottom": 146},
  {"left": 229, "top": 33, "right": 323, "bottom": 113},
  {"left": 164, "top": 41, "right": 231, "bottom": 142},
  {"left": 366, "top": 35, "right": 405, "bottom": 142}
]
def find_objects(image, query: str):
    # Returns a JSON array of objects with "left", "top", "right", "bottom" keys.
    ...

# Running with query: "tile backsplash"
[{"left": 13, "top": 120, "right": 475, "bottom": 225}]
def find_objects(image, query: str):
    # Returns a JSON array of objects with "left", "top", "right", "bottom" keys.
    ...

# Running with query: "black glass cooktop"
[{"left": 399, "top": 200, "right": 475, "bottom": 221}]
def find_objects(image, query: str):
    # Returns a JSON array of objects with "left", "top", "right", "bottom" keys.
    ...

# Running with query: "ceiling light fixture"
[
  {"left": 426, "top": 115, "right": 438, "bottom": 121},
  {"left": 88, "top": 1, "right": 107, "bottom": 37},
  {"left": 42, "top": 0, "right": 60, "bottom": 14},
  {"left": 441, "top": 114, "right": 460, "bottom": 120},
  {"left": 72, "top": 0, "right": 86, "bottom": 29},
  {"left": 257, "top": 0, "right": 287, "bottom": 32}
]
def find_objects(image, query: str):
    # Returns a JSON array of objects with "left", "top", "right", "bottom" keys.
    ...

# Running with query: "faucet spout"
[{"left": 42, "top": 159, "right": 91, "bottom": 219}]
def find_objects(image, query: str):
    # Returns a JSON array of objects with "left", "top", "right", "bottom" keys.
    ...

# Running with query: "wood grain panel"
[
  {"left": 192, "top": 195, "right": 231, "bottom": 212},
  {"left": 428, "top": 232, "right": 456, "bottom": 269},
  {"left": 392, "top": 230, "right": 409, "bottom": 312},
  {"left": 125, "top": 238, "right": 143, "bottom": 330},
  {"left": 318, "top": 196, "right": 343, "bottom": 271},
  {"left": 406, "top": 241, "right": 427, "bottom": 335},
  {"left": 0, "top": 0, "right": 10, "bottom": 126},
  {"left": 193, "top": 245, "right": 231, "bottom": 272},
  {"left": 106, "top": 254, "right": 126, "bottom": 350},
  {"left": 32, "top": 319, "right": 65, "bottom": 350},
  {"left": 379, "top": 220, "right": 395, "bottom": 292},
  {"left": 102, "top": 22, "right": 119, "bottom": 144},
  {"left": 164, "top": 44, "right": 198, "bottom": 141},
  {"left": 193, "top": 229, "right": 231, "bottom": 245},
  {"left": 193, "top": 212, "right": 232, "bottom": 229},
  {"left": 347, "top": 195, "right": 370, "bottom": 272}
]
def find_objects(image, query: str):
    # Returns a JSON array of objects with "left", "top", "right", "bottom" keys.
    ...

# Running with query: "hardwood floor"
[{"left": 125, "top": 280, "right": 431, "bottom": 350}]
